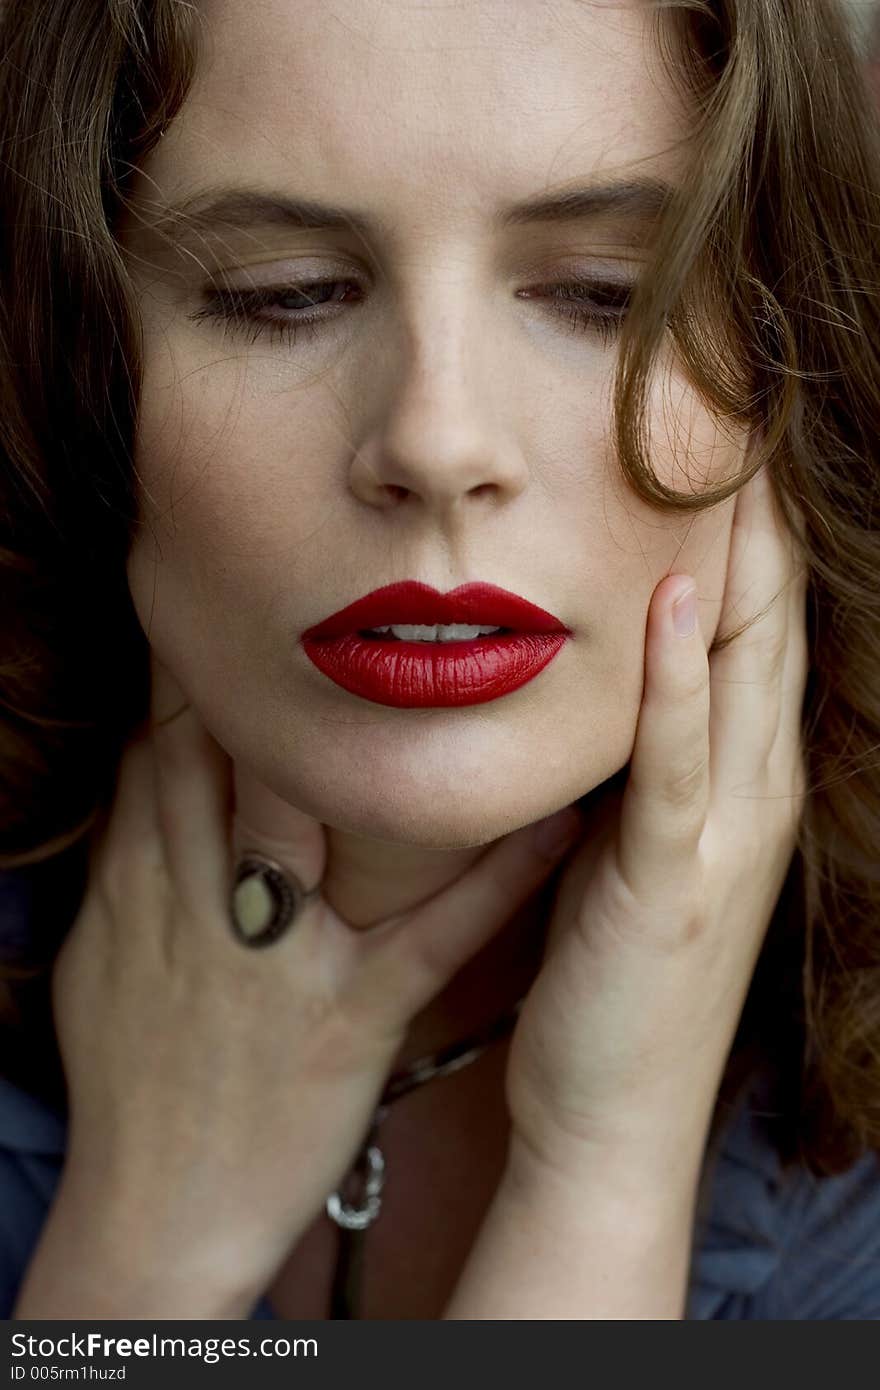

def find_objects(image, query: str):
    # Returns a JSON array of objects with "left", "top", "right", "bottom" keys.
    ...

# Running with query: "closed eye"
[{"left": 187, "top": 273, "right": 634, "bottom": 349}]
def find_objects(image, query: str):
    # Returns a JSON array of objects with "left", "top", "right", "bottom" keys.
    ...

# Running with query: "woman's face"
[{"left": 121, "top": 0, "right": 742, "bottom": 848}]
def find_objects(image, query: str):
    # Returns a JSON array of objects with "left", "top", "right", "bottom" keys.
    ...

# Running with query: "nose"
[{"left": 347, "top": 278, "right": 529, "bottom": 522}]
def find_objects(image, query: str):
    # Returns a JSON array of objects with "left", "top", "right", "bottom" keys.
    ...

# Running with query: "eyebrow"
[{"left": 146, "top": 176, "right": 675, "bottom": 244}]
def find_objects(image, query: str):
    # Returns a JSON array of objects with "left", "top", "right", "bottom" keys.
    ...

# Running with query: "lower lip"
[{"left": 301, "top": 632, "right": 569, "bottom": 707}]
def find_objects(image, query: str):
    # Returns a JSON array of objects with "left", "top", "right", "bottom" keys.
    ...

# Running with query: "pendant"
[
  {"left": 326, "top": 1140, "right": 386, "bottom": 1229},
  {"left": 326, "top": 1110, "right": 388, "bottom": 1319}
]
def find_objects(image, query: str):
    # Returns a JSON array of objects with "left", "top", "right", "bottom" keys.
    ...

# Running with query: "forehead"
[{"left": 157, "top": 0, "right": 691, "bottom": 231}]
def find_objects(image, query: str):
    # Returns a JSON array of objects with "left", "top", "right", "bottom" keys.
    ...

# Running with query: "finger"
[
  {"left": 88, "top": 725, "right": 164, "bottom": 903},
  {"left": 706, "top": 464, "right": 810, "bottom": 825},
  {"left": 356, "top": 806, "right": 584, "bottom": 1025},
  {"left": 230, "top": 759, "right": 327, "bottom": 919},
  {"left": 768, "top": 531, "right": 810, "bottom": 810},
  {"left": 149, "top": 649, "right": 235, "bottom": 921},
  {"left": 615, "top": 570, "right": 711, "bottom": 904},
  {"left": 151, "top": 652, "right": 328, "bottom": 944}
]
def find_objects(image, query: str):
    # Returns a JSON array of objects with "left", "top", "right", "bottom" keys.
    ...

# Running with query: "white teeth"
[{"left": 369, "top": 623, "right": 502, "bottom": 642}]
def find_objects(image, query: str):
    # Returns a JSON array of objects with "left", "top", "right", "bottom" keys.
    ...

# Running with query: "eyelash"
[{"left": 188, "top": 274, "right": 633, "bottom": 350}]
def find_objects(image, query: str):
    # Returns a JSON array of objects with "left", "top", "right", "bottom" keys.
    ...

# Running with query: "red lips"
[
  {"left": 301, "top": 581, "right": 567, "bottom": 639},
  {"left": 300, "top": 581, "right": 571, "bottom": 708}
]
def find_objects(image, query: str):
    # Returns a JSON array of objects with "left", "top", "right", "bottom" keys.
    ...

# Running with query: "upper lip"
[{"left": 302, "top": 582, "right": 569, "bottom": 639}]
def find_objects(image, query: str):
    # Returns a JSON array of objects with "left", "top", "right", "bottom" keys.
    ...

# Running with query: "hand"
[
  {"left": 503, "top": 463, "right": 810, "bottom": 1191},
  {"left": 46, "top": 652, "right": 582, "bottom": 1312}
]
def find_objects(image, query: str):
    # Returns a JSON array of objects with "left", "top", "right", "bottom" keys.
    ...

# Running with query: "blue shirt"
[{"left": 2, "top": 857, "right": 879, "bottom": 1319}]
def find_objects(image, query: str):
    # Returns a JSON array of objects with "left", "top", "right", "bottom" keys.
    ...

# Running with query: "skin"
[
  {"left": 119, "top": 0, "right": 744, "bottom": 1059},
  {"left": 11, "top": 0, "right": 817, "bottom": 1325}
]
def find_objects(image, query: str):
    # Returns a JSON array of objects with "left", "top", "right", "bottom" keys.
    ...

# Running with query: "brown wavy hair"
[{"left": 1, "top": 0, "right": 879, "bottom": 1179}]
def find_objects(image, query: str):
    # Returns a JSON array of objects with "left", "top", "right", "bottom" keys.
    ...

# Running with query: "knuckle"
[
  {"left": 676, "top": 663, "right": 710, "bottom": 706},
  {"left": 100, "top": 831, "right": 165, "bottom": 905},
  {"left": 662, "top": 755, "right": 709, "bottom": 812},
  {"left": 748, "top": 625, "right": 788, "bottom": 675},
  {"left": 677, "top": 904, "right": 710, "bottom": 948},
  {"left": 231, "top": 819, "right": 291, "bottom": 860}
]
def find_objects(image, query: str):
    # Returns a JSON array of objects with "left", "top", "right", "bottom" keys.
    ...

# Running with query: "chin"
[
  {"left": 326, "top": 802, "right": 529, "bottom": 851},
  {"left": 311, "top": 779, "right": 575, "bottom": 852}
]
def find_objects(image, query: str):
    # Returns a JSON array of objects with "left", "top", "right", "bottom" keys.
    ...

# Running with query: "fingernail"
[
  {"left": 672, "top": 583, "right": 697, "bottom": 638},
  {"left": 534, "top": 808, "right": 582, "bottom": 859}
]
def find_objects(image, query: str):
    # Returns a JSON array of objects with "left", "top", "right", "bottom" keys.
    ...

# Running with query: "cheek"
[
  {"left": 134, "top": 327, "right": 357, "bottom": 535},
  {"left": 125, "top": 351, "right": 262, "bottom": 656},
  {"left": 127, "top": 332, "right": 339, "bottom": 609},
  {"left": 607, "top": 359, "right": 742, "bottom": 648}
]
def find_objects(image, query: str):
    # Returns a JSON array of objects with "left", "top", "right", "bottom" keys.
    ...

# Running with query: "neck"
[{"left": 320, "top": 827, "right": 550, "bottom": 1070}]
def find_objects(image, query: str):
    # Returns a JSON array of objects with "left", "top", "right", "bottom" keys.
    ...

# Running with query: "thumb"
[{"left": 361, "top": 806, "right": 585, "bottom": 1026}]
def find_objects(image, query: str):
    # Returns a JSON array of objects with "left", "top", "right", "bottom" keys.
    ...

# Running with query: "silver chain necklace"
[{"left": 324, "top": 994, "right": 526, "bottom": 1319}]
